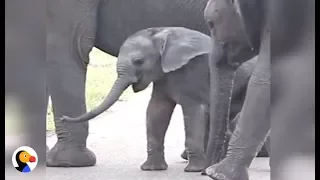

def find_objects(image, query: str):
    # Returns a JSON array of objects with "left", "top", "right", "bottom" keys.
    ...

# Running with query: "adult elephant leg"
[
  {"left": 229, "top": 113, "right": 269, "bottom": 158},
  {"left": 270, "top": 0, "right": 315, "bottom": 178},
  {"left": 6, "top": 0, "right": 47, "bottom": 165},
  {"left": 271, "top": 52, "right": 315, "bottom": 180},
  {"left": 141, "top": 90, "right": 176, "bottom": 171},
  {"left": 46, "top": 0, "right": 100, "bottom": 167},
  {"left": 270, "top": 33, "right": 315, "bottom": 180},
  {"left": 206, "top": 31, "right": 270, "bottom": 180}
]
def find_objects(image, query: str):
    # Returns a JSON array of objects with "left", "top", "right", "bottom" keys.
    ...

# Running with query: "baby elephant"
[{"left": 61, "top": 27, "right": 255, "bottom": 172}]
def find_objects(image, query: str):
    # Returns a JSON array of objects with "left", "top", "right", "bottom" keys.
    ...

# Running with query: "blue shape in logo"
[{"left": 22, "top": 165, "right": 31, "bottom": 173}]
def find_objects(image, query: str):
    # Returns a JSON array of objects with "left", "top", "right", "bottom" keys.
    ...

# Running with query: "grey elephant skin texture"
[
  {"left": 5, "top": 0, "right": 47, "bottom": 168},
  {"left": 46, "top": 0, "right": 212, "bottom": 167},
  {"left": 270, "top": 0, "right": 314, "bottom": 179},
  {"left": 61, "top": 27, "right": 261, "bottom": 172},
  {"left": 204, "top": 0, "right": 314, "bottom": 180},
  {"left": 203, "top": 0, "right": 270, "bottom": 179}
]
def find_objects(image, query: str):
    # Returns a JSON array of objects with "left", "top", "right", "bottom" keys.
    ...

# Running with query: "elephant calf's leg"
[
  {"left": 182, "top": 104, "right": 207, "bottom": 172},
  {"left": 141, "top": 93, "right": 176, "bottom": 171},
  {"left": 181, "top": 112, "right": 209, "bottom": 162}
]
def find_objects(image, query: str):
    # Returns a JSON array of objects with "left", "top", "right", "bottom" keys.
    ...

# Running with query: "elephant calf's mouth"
[{"left": 132, "top": 79, "right": 149, "bottom": 92}]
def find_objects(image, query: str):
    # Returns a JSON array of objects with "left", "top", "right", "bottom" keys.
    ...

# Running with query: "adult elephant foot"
[
  {"left": 46, "top": 141, "right": 96, "bottom": 167},
  {"left": 45, "top": 95, "right": 97, "bottom": 167},
  {"left": 205, "top": 135, "right": 268, "bottom": 179},
  {"left": 46, "top": 115, "right": 96, "bottom": 167},
  {"left": 140, "top": 152, "right": 168, "bottom": 171}
]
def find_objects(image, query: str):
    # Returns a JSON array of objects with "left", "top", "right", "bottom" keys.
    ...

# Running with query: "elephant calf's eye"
[{"left": 132, "top": 58, "right": 144, "bottom": 66}]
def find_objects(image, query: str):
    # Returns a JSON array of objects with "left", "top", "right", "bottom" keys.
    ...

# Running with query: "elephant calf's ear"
[{"left": 152, "top": 28, "right": 212, "bottom": 73}]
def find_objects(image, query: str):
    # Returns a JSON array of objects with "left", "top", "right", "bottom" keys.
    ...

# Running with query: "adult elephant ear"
[
  {"left": 151, "top": 28, "right": 211, "bottom": 73},
  {"left": 233, "top": 0, "right": 264, "bottom": 49}
]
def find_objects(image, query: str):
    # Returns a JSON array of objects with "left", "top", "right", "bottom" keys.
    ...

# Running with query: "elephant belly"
[{"left": 95, "top": 0, "right": 209, "bottom": 56}]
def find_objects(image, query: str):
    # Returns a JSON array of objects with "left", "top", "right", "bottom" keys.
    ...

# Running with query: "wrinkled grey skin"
[
  {"left": 203, "top": 0, "right": 270, "bottom": 179},
  {"left": 63, "top": 27, "right": 211, "bottom": 172},
  {"left": 203, "top": 0, "right": 314, "bottom": 179},
  {"left": 270, "top": 0, "right": 314, "bottom": 179},
  {"left": 47, "top": 0, "right": 213, "bottom": 167},
  {"left": 61, "top": 27, "right": 261, "bottom": 172},
  {"left": 5, "top": 0, "right": 47, "bottom": 166}
]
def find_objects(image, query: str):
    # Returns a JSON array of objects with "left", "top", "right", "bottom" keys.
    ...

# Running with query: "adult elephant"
[
  {"left": 203, "top": 0, "right": 270, "bottom": 179},
  {"left": 6, "top": 0, "right": 47, "bottom": 168},
  {"left": 203, "top": 0, "right": 314, "bottom": 180},
  {"left": 270, "top": 0, "right": 314, "bottom": 179},
  {"left": 46, "top": 0, "right": 213, "bottom": 167}
]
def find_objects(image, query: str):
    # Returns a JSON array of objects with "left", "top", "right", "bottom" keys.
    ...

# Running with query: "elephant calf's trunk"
[{"left": 61, "top": 78, "right": 130, "bottom": 123}]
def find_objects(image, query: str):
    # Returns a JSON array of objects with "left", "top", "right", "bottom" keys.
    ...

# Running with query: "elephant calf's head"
[
  {"left": 117, "top": 27, "right": 211, "bottom": 92},
  {"left": 116, "top": 30, "right": 164, "bottom": 92}
]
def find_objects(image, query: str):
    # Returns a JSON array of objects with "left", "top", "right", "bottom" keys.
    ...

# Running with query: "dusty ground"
[{"left": 46, "top": 86, "right": 270, "bottom": 180}]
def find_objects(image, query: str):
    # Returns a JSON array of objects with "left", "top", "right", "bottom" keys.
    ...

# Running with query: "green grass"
[{"left": 46, "top": 48, "right": 134, "bottom": 131}]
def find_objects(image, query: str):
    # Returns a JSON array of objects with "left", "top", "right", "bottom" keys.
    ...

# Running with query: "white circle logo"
[{"left": 12, "top": 146, "right": 38, "bottom": 173}]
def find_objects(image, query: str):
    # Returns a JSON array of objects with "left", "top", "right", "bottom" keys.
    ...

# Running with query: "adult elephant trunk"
[
  {"left": 61, "top": 77, "right": 130, "bottom": 122},
  {"left": 205, "top": 36, "right": 237, "bottom": 170}
]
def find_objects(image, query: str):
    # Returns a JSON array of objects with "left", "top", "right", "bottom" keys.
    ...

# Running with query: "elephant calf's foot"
[
  {"left": 141, "top": 153, "right": 168, "bottom": 171},
  {"left": 184, "top": 160, "right": 205, "bottom": 172},
  {"left": 205, "top": 159, "right": 249, "bottom": 180},
  {"left": 184, "top": 153, "right": 205, "bottom": 172},
  {"left": 46, "top": 142, "right": 96, "bottom": 167},
  {"left": 181, "top": 149, "right": 188, "bottom": 160}
]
